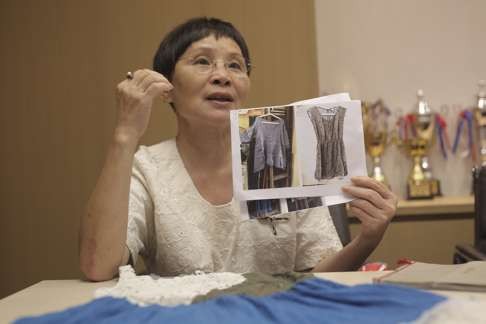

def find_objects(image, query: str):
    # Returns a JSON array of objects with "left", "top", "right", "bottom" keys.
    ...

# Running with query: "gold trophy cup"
[
  {"left": 404, "top": 90, "right": 441, "bottom": 199},
  {"left": 363, "top": 100, "right": 389, "bottom": 184}
]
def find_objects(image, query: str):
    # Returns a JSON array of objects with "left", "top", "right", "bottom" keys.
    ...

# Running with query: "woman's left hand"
[{"left": 342, "top": 176, "right": 398, "bottom": 245}]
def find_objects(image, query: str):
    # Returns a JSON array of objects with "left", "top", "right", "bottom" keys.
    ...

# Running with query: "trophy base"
[
  {"left": 430, "top": 179, "right": 442, "bottom": 197},
  {"left": 407, "top": 180, "right": 433, "bottom": 200}
]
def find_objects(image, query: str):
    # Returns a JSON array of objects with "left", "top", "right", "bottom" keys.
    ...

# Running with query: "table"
[{"left": 1, "top": 271, "right": 485, "bottom": 323}]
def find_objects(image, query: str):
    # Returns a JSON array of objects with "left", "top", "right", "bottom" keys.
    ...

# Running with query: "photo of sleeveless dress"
[{"left": 307, "top": 106, "right": 348, "bottom": 180}]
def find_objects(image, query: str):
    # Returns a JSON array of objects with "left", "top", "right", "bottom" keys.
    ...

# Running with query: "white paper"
[
  {"left": 232, "top": 94, "right": 363, "bottom": 219},
  {"left": 231, "top": 99, "right": 366, "bottom": 201},
  {"left": 290, "top": 92, "right": 350, "bottom": 105}
]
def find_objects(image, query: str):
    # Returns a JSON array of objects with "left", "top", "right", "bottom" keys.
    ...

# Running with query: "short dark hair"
[{"left": 153, "top": 17, "right": 251, "bottom": 81}]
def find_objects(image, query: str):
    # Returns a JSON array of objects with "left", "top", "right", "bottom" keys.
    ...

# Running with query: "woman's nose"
[{"left": 210, "top": 62, "right": 231, "bottom": 86}]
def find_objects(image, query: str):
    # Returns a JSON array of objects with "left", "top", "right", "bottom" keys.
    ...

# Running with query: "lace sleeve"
[
  {"left": 294, "top": 206, "right": 343, "bottom": 271},
  {"left": 126, "top": 151, "right": 154, "bottom": 266}
]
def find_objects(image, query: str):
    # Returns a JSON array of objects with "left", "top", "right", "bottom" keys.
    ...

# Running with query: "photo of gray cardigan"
[
  {"left": 307, "top": 106, "right": 348, "bottom": 180},
  {"left": 241, "top": 116, "right": 290, "bottom": 173}
]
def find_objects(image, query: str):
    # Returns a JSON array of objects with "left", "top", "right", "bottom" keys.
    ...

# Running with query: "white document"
[
  {"left": 294, "top": 100, "right": 366, "bottom": 187},
  {"left": 231, "top": 94, "right": 366, "bottom": 219},
  {"left": 294, "top": 94, "right": 355, "bottom": 209},
  {"left": 231, "top": 100, "right": 366, "bottom": 198}
]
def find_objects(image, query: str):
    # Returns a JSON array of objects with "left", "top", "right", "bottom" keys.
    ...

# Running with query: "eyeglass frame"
[{"left": 178, "top": 54, "right": 252, "bottom": 77}]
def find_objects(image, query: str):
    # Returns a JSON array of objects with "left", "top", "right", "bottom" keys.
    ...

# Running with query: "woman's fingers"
[
  {"left": 345, "top": 185, "right": 396, "bottom": 218},
  {"left": 118, "top": 69, "right": 173, "bottom": 101},
  {"left": 348, "top": 205, "right": 370, "bottom": 223},
  {"left": 128, "top": 69, "right": 173, "bottom": 101},
  {"left": 145, "top": 81, "right": 173, "bottom": 101},
  {"left": 140, "top": 73, "right": 173, "bottom": 92},
  {"left": 349, "top": 204, "right": 377, "bottom": 225},
  {"left": 133, "top": 69, "right": 151, "bottom": 87},
  {"left": 348, "top": 198, "right": 382, "bottom": 219},
  {"left": 342, "top": 176, "right": 398, "bottom": 244},
  {"left": 350, "top": 204, "right": 389, "bottom": 242},
  {"left": 114, "top": 69, "right": 172, "bottom": 141},
  {"left": 342, "top": 184, "right": 384, "bottom": 208},
  {"left": 342, "top": 176, "right": 397, "bottom": 221},
  {"left": 350, "top": 176, "right": 394, "bottom": 200}
]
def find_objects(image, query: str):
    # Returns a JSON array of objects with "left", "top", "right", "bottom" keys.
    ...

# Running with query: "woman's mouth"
[{"left": 206, "top": 92, "right": 234, "bottom": 104}]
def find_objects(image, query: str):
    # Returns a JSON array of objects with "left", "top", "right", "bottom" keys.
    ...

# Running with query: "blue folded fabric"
[{"left": 15, "top": 278, "right": 446, "bottom": 324}]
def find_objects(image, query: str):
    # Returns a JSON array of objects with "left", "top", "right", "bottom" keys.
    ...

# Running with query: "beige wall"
[
  {"left": 315, "top": 0, "right": 486, "bottom": 198},
  {"left": 314, "top": 0, "right": 481, "bottom": 265},
  {"left": 0, "top": 0, "right": 318, "bottom": 298}
]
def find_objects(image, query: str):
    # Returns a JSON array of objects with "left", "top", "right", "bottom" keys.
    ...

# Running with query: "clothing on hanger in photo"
[
  {"left": 287, "top": 197, "right": 323, "bottom": 212},
  {"left": 307, "top": 106, "right": 347, "bottom": 180},
  {"left": 241, "top": 116, "right": 290, "bottom": 189},
  {"left": 247, "top": 199, "right": 281, "bottom": 219}
]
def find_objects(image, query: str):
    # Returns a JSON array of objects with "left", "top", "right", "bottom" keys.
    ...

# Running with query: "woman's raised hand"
[
  {"left": 342, "top": 176, "right": 398, "bottom": 245},
  {"left": 114, "top": 69, "right": 173, "bottom": 144}
]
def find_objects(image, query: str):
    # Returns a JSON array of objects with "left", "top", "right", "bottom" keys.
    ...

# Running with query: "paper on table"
[{"left": 374, "top": 261, "right": 486, "bottom": 292}]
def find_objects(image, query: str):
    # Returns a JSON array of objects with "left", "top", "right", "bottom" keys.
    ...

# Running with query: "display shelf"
[
  {"left": 347, "top": 196, "right": 474, "bottom": 217},
  {"left": 396, "top": 195, "right": 474, "bottom": 216}
]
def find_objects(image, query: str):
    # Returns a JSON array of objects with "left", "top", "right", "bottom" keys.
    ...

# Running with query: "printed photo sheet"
[
  {"left": 231, "top": 99, "right": 366, "bottom": 200},
  {"left": 230, "top": 94, "right": 367, "bottom": 219}
]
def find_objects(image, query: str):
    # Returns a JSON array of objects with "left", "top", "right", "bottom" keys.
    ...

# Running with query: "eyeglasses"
[{"left": 183, "top": 56, "right": 251, "bottom": 77}]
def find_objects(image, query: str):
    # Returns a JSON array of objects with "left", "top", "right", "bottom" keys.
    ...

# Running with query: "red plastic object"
[
  {"left": 359, "top": 262, "right": 387, "bottom": 271},
  {"left": 396, "top": 258, "right": 416, "bottom": 267}
]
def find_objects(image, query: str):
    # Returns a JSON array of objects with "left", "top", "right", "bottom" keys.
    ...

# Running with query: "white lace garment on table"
[
  {"left": 413, "top": 295, "right": 486, "bottom": 324},
  {"left": 126, "top": 138, "right": 343, "bottom": 276},
  {"left": 95, "top": 265, "right": 246, "bottom": 306}
]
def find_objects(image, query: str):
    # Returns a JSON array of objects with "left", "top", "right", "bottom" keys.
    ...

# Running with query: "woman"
[{"left": 79, "top": 17, "right": 397, "bottom": 281}]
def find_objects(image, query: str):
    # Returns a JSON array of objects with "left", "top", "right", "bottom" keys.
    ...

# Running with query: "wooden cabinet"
[{"left": 348, "top": 196, "right": 475, "bottom": 267}]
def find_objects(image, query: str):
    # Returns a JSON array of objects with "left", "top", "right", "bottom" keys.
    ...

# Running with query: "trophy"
[
  {"left": 474, "top": 80, "right": 486, "bottom": 166},
  {"left": 402, "top": 90, "right": 441, "bottom": 199},
  {"left": 363, "top": 100, "right": 390, "bottom": 185}
]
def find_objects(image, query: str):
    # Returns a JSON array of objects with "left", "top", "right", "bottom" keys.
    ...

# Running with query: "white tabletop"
[{"left": 1, "top": 271, "right": 484, "bottom": 323}]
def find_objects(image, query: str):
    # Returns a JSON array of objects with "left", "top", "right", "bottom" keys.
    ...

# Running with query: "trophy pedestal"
[
  {"left": 406, "top": 174, "right": 441, "bottom": 199},
  {"left": 406, "top": 156, "right": 438, "bottom": 200},
  {"left": 430, "top": 179, "right": 442, "bottom": 197},
  {"left": 420, "top": 156, "right": 442, "bottom": 197},
  {"left": 407, "top": 179, "right": 433, "bottom": 199}
]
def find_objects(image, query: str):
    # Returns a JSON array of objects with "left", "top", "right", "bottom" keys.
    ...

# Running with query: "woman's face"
[{"left": 169, "top": 35, "right": 251, "bottom": 128}]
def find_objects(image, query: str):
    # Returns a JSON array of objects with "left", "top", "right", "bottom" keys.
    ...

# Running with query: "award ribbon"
[
  {"left": 452, "top": 109, "right": 477, "bottom": 162},
  {"left": 435, "top": 114, "right": 450, "bottom": 159}
]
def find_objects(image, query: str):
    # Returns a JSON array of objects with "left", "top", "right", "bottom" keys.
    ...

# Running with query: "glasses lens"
[{"left": 189, "top": 57, "right": 249, "bottom": 76}]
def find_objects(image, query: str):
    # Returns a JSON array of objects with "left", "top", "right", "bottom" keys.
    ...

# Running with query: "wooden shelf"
[
  {"left": 396, "top": 196, "right": 474, "bottom": 216},
  {"left": 347, "top": 196, "right": 474, "bottom": 217}
]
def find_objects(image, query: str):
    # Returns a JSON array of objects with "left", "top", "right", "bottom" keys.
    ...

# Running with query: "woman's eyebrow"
[
  {"left": 187, "top": 45, "right": 243, "bottom": 57},
  {"left": 185, "top": 45, "right": 215, "bottom": 55},
  {"left": 227, "top": 52, "right": 245, "bottom": 59}
]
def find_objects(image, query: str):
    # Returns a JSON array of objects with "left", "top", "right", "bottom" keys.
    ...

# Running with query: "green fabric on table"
[{"left": 192, "top": 272, "right": 315, "bottom": 303}]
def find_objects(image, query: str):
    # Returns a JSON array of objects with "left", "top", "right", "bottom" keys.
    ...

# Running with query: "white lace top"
[{"left": 126, "top": 138, "right": 342, "bottom": 276}]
